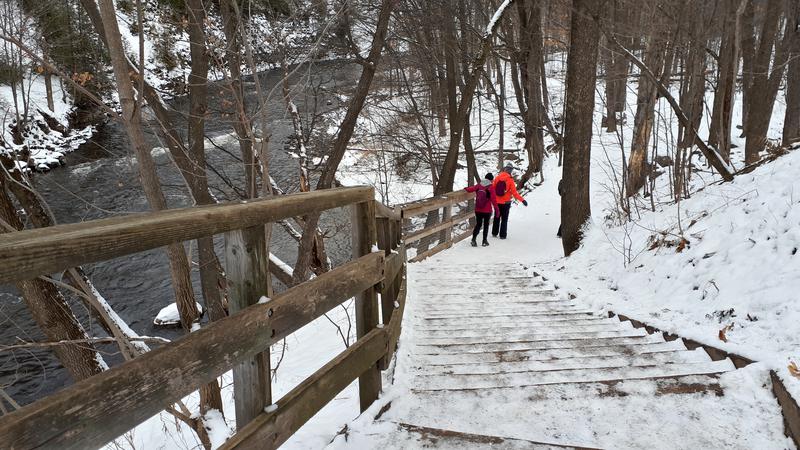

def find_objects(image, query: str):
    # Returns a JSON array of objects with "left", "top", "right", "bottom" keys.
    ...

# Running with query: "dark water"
[{"left": 0, "top": 61, "right": 360, "bottom": 406}]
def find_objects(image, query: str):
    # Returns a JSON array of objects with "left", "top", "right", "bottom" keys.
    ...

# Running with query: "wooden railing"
[
  {"left": 0, "top": 186, "right": 406, "bottom": 450},
  {"left": 399, "top": 190, "right": 475, "bottom": 262}
]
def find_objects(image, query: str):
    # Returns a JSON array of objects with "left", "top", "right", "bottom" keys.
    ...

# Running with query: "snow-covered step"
[
  {"left": 418, "top": 311, "right": 607, "bottom": 330},
  {"left": 416, "top": 317, "right": 609, "bottom": 331},
  {"left": 407, "top": 374, "right": 724, "bottom": 403},
  {"left": 413, "top": 340, "right": 690, "bottom": 365},
  {"left": 414, "top": 348, "right": 712, "bottom": 376},
  {"left": 420, "top": 306, "right": 591, "bottom": 319},
  {"left": 417, "top": 328, "right": 648, "bottom": 346},
  {"left": 418, "top": 303, "right": 579, "bottom": 316},
  {"left": 420, "top": 311, "right": 597, "bottom": 324},
  {"left": 417, "top": 321, "right": 637, "bottom": 338},
  {"left": 415, "top": 286, "right": 549, "bottom": 295},
  {"left": 415, "top": 279, "right": 543, "bottom": 287},
  {"left": 326, "top": 421, "right": 589, "bottom": 450},
  {"left": 414, "top": 333, "right": 668, "bottom": 354},
  {"left": 412, "top": 359, "right": 736, "bottom": 391}
]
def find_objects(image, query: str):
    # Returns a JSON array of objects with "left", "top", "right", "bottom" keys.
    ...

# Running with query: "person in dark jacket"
[
  {"left": 491, "top": 164, "right": 527, "bottom": 239},
  {"left": 465, "top": 173, "right": 500, "bottom": 247}
]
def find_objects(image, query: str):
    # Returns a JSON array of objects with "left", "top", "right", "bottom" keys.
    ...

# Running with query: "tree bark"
[
  {"left": 95, "top": 0, "right": 198, "bottom": 332},
  {"left": 782, "top": 1, "right": 800, "bottom": 146},
  {"left": 627, "top": 36, "right": 665, "bottom": 196},
  {"left": 561, "top": 0, "right": 600, "bottom": 256},
  {"left": 743, "top": 0, "right": 791, "bottom": 164},
  {"left": 0, "top": 176, "right": 105, "bottom": 381},
  {"left": 708, "top": 0, "right": 743, "bottom": 160}
]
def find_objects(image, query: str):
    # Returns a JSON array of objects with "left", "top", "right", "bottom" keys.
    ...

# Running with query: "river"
[{"left": 0, "top": 61, "right": 360, "bottom": 406}]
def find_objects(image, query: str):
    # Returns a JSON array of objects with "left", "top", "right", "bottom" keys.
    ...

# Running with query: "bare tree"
[{"left": 561, "top": 0, "right": 600, "bottom": 256}]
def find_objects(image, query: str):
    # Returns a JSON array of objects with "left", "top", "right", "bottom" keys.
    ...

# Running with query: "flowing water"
[{"left": 0, "top": 61, "right": 360, "bottom": 406}]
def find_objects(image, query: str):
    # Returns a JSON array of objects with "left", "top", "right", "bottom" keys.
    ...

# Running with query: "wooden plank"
[
  {"left": 400, "top": 190, "right": 471, "bottom": 219},
  {"left": 225, "top": 226, "right": 271, "bottom": 429},
  {"left": 452, "top": 228, "right": 473, "bottom": 245},
  {"left": 405, "top": 218, "right": 453, "bottom": 244},
  {"left": 404, "top": 209, "right": 472, "bottom": 245},
  {"left": 771, "top": 370, "right": 800, "bottom": 448},
  {"left": 375, "top": 201, "right": 401, "bottom": 220},
  {"left": 380, "top": 271, "right": 407, "bottom": 370},
  {"left": 409, "top": 239, "right": 453, "bottom": 263},
  {"left": 443, "top": 204, "right": 453, "bottom": 243},
  {"left": 350, "top": 200, "right": 382, "bottom": 412},
  {"left": 220, "top": 328, "right": 389, "bottom": 450},
  {"left": 383, "top": 249, "right": 404, "bottom": 284},
  {"left": 0, "top": 186, "right": 373, "bottom": 283},
  {"left": 409, "top": 229, "right": 469, "bottom": 263},
  {"left": 451, "top": 209, "right": 473, "bottom": 225},
  {"left": 0, "top": 252, "right": 385, "bottom": 450}
]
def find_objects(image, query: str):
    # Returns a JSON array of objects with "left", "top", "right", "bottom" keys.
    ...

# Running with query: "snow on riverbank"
[{"left": 0, "top": 72, "right": 95, "bottom": 172}]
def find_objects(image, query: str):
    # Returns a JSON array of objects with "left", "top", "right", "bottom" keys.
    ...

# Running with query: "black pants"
[
  {"left": 472, "top": 212, "right": 491, "bottom": 242},
  {"left": 492, "top": 203, "right": 512, "bottom": 238}
]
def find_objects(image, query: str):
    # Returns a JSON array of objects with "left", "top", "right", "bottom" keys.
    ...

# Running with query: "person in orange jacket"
[{"left": 491, "top": 164, "right": 527, "bottom": 239}]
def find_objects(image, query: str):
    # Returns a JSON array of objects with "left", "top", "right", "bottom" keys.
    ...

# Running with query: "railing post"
[
  {"left": 443, "top": 204, "right": 453, "bottom": 243},
  {"left": 376, "top": 216, "right": 395, "bottom": 327},
  {"left": 225, "top": 225, "right": 272, "bottom": 429},
  {"left": 351, "top": 199, "right": 382, "bottom": 412}
]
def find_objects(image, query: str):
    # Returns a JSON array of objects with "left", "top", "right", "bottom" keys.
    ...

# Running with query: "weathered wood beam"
[
  {"left": 225, "top": 226, "right": 271, "bottom": 429},
  {"left": 351, "top": 200, "right": 382, "bottom": 412},
  {"left": 0, "top": 186, "right": 373, "bottom": 284},
  {"left": 219, "top": 327, "right": 389, "bottom": 450},
  {"left": 0, "top": 252, "right": 384, "bottom": 450},
  {"left": 400, "top": 190, "right": 471, "bottom": 219}
]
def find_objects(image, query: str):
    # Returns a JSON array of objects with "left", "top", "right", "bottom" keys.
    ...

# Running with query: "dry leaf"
[
  {"left": 676, "top": 238, "right": 689, "bottom": 253},
  {"left": 718, "top": 323, "right": 734, "bottom": 343},
  {"left": 789, "top": 361, "right": 800, "bottom": 379}
]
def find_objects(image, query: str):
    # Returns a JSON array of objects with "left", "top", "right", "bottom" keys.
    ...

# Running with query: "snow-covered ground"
[{"left": 0, "top": 74, "right": 95, "bottom": 172}]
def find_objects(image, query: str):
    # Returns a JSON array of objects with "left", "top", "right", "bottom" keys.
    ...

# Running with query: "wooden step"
[
  {"left": 415, "top": 317, "right": 609, "bottom": 332},
  {"left": 414, "top": 349, "right": 712, "bottom": 376},
  {"left": 413, "top": 340, "right": 690, "bottom": 365},
  {"left": 406, "top": 373, "right": 724, "bottom": 402},
  {"left": 417, "top": 328, "right": 649, "bottom": 346},
  {"left": 417, "top": 321, "right": 631, "bottom": 337},
  {"left": 412, "top": 359, "right": 735, "bottom": 391},
  {"left": 414, "top": 334, "right": 669, "bottom": 355},
  {"left": 420, "top": 311, "right": 597, "bottom": 324},
  {"left": 420, "top": 306, "right": 592, "bottom": 319}
]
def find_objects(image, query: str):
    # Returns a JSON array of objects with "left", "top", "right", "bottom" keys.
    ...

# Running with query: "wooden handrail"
[
  {"left": 0, "top": 252, "right": 386, "bottom": 450},
  {"left": 398, "top": 189, "right": 475, "bottom": 262},
  {"left": 0, "top": 185, "right": 484, "bottom": 450},
  {"left": 399, "top": 190, "right": 471, "bottom": 218},
  {"left": 0, "top": 186, "right": 372, "bottom": 283}
]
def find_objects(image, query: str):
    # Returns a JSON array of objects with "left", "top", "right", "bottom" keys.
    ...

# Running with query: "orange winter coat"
[{"left": 492, "top": 171, "right": 525, "bottom": 205}]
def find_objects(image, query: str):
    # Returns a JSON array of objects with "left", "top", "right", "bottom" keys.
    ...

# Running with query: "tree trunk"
[
  {"left": 0, "top": 178, "right": 105, "bottom": 381},
  {"left": 186, "top": 0, "right": 225, "bottom": 416},
  {"left": 782, "top": 3, "right": 800, "bottom": 146},
  {"left": 95, "top": 0, "right": 199, "bottom": 333},
  {"left": 627, "top": 36, "right": 665, "bottom": 197},
  {"left": 561, "top": 0, "right": 600, "bottom": 256},
  {"left": 292, "top": 0, "right": 396, "bottom": 283},
  {"left": 743, "top": 0, "right": 786, "bottom": 164},
  {"left": 708, "top": 0, "right": 742, "bottom": 160}
]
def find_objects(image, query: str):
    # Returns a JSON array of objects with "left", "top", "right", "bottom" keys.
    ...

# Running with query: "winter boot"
[
  {"left": 471, "top": 239, "right": 478, "bottom": 247},
  {"left": 482, "top": 239, "right": 489, "bottom": 247}
]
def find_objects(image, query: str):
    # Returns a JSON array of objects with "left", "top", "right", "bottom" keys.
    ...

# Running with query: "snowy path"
[{"left": 327, "top": 256, "right": 791, "bottom": 449}]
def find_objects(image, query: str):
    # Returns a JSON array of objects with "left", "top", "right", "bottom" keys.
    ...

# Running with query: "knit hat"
[
  {"left": 484, "top": 172, "right": 494, "bottom": 181},
  {"left": 503, "top": 164, "right": 514, "bottom": 173}
]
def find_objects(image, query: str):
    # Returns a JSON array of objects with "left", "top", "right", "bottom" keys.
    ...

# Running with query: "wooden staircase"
[{"left": 328, "top": 262, "right": 791, "bottom": 449}]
